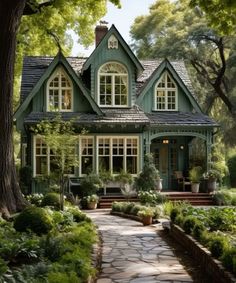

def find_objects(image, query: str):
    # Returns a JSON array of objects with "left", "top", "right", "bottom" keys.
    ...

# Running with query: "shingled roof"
[
  {"left": 24, "top": 106, "right": 150, "bottom": 126},
  {"left": 147, "top": 112, "right": 218, "bottom": 127},
  {"left": 20, "top": 56, "right": 194, "bottom": 101}
]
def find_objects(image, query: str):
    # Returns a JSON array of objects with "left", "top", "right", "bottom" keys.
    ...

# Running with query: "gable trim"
[
  {"left": 137, "top": 59, "right": 202, "bottom": 113},
  {"left": 82, "top": 25, "right": 144, "bottom": 76},
  {"left": 14, "top": 52, "right": 103, "bottom": 121}
]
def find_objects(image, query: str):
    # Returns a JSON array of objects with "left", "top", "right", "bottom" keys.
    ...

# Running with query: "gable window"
[
  {"left": 47, "top": 68, "right": 73, "bottom": 111},
  {"left": 155, "top": 72, "right": 177, "bottom": 111},
  {"left": 98, "top": 136, "right": 138, "bottom": 174},
  {"left": 98, "top": 62, "right": 128, "bottom": 107}
]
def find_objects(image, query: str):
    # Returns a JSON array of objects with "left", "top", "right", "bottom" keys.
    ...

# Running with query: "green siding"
[
  {"left": 89, "top": 37, "right": 137, "bottom": 106},
  {"left": 139, "top": 84, "right": 192, "bottom": 113}
]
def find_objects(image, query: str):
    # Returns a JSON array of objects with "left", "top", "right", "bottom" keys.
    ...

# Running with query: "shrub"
[
  {"left": 170, "top": 207, "right": 180, "bottom": 223},
  {"left": 221, "top": 247, "right": 236, "bottom": 275},
  {"left": 80, "top": 173, "right": 102, "bottom": 197},
  {"left": 14, "top": 206, "right": 53, "bottom": 235},
  {"left": 123, "top": 202, "right": 135, "bottom": 214},
  {"left": 130, "top": 204, "right": 143, "bottom": 216},
  {"left": 192, "top": 222, "right": 205, "bottom": 240},
  {"left": 47, "top": 271, "right": 81, "bottom": 283},
  {"left": 183, "top": 216, "right": 198, "bottom": 234},
  {"left": 41, "top": 193, "right": 61, "bottom": 210},
  {"left": 26, "top": 193, "right": 44, "bottom": 207},
  {"left": 135, "top": 154, "right": 160, "bottom": 191},
  {"left": 175, "top": 214, "right": 184, "bottom": 226},
  {"left": 212, "top": 191, "right": 232, "bottom": 206},
  {"left": 209, "top": 235, "right": 229, "bottom": 258},
  {"left": 111, "top": 201, "right": 123, "bottom": 212},
  {"left": 68, "top": 208, "right": 91, "bottom": 223}
]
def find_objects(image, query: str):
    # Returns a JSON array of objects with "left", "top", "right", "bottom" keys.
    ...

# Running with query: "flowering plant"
[{"left": 204, "top": 169, "right": 221, "bottom": 181}]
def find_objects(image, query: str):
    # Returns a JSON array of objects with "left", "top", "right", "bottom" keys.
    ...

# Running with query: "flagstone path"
[{"left": 86, "top": 210, "right": 194, "bottom": 283}]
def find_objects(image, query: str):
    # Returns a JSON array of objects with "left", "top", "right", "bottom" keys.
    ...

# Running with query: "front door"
[{"left": 151, "top": 139, "right": 178, "bottom": 189}]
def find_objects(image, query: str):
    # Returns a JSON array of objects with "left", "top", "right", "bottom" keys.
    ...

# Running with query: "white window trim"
[
  {"left": 46, "top": 67, "right": 73, "bottom": 112},
  {"left": 33, "top": 135, "right": 77, "bottom": 177},
  {"left": 96, "top": 136, "right": 139, "bottom": 176},
  {"left": 154, "top": 72, "right": 178, "bottom": 111},
  {"left": 98, "top": 62, "right": 129, "bottom": 108},
  {"left": 79, "top": 136, "right": 94, "bottom": 176}
]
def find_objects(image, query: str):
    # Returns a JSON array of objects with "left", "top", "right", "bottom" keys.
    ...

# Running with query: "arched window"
[
  {"left": 98, "top": 62, "right": 128, "bottom": 107},
  {"left": 47, "top": 68, "right": 73, "bottom": 111},
  {"left": 155, "top": 72, "right": 177, "bottom": 111}
]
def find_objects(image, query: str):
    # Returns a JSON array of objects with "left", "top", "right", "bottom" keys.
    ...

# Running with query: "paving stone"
[{"left": 86, "top": 210, "right": 194, "bottom": 283}]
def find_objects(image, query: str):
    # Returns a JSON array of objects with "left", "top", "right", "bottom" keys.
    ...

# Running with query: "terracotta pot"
[
  {"left": 87, "top": 201, "right": 97, "bottom": 209},
  {"left": 142, "top": 215, "right": 153, "bottom": 226}
]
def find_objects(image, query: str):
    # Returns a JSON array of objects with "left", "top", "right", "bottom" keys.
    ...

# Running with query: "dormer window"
[
  {"left": 155, "top": 72, "right": 177, "bottom": 111},
  {"left": 98, "top": 62, "right": 128, "bottom": 107},
  {"left": 47, "top": 68, "right": 73, "bottom": 111}
]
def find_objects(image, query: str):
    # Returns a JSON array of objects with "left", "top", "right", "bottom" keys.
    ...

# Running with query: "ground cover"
[{"left": 0, "top": 193, "right": 97, "bottom": 283}]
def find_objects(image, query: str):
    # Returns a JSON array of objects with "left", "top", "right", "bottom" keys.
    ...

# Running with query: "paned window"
[
  {"left": 34, "top": 136, "right": 76, "bottom": 176},
  {"left": 155, "top": 72, "right": 177, "bottom": 110},
  {"left": 98, "top": 63, "right": 128, "bottom": 107},
  {"left": 98, "top": 137, "right": 138, "bottom": 174},
  {"left": 47, "top": 68, "right": 73, "bottom": 111},
  {"left": 81, "top": 138, "right": 94, "bottom": 175}
]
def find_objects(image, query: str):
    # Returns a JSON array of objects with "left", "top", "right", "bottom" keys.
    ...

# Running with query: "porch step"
[
  {"left": 165, "top": 192, "right": 214, "bottom": 206},
  {"left": 98, "top": 192, "right": 214, "bottom": 208}
]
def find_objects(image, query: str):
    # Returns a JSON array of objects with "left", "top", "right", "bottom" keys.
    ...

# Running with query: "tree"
[
  {"left": 0, "top": 0, "right": 120, "bottom": 215},
  {"left": 32, "top": 114, "right": 81, "bottom": 210},
  {"left": 190, "top": 0, "right": 236, "bottom": 35},
  {"left": 130, "top": 0, "right": 236, "bottom": 144}
]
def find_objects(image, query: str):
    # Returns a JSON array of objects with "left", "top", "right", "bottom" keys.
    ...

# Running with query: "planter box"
[{"left": 170, "top": 223, "right": 236, "bottom": 283}]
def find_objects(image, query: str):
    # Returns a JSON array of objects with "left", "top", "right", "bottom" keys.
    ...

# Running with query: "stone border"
[
  {"left": 170, "top": 223, "right": 236, "bottom": 283},
  {"left": 110, "top": 211, "right": 142, "bottom": 222}
]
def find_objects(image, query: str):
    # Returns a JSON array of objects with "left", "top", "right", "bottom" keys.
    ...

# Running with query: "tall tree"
[
  {"left": 0, "top": 0, "right": 120, "bottom": 215},
  {"left": 130, "top": 0, "right": 236, "bottom": 142}
]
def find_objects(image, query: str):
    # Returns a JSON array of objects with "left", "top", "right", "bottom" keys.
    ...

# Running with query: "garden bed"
[{"left": 170, "top": 223, "right": 236, "bottom": 283}]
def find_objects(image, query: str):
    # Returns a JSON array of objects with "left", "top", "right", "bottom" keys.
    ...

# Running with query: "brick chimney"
[{"left": 95, "top": 22, "right": 108, "bottom": 47}]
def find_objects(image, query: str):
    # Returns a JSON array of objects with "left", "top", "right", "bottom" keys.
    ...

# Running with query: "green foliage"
[
  {"left": 208, "top": 234, "right": 229, "bottom": 258},
  {"left": 115, "top": 171, "right": 133, "bottom": 185},
  {"left": 80, "top": 173, "right": 102, "bottom": 197},
  {"left": 14, "top": 206, "right": 53, "bottom": 235},
  {"left": 228, "top": 155, "right": 236, "bottom": 187},
  {"left": 212, "top": 191, "right": 233, "bottom": 206},
  {"left": 26, "top": 193, "right": 44, "bottom": 206},
  {"left": 138, "top": 190, "right": 166, "bottom": 205},
  {"left": 138, "top": 207, "right": 155, "bottom": 217},
  {"left": 192, "top": 222, "right": 205, "bottom": 240},
  {"left": 170, "top": 207, "right": 181, "bottom": 223},
  {"left": 135, "top": 154, "right": 160, "bottom": 191},
  {"left": 41, "top": 193, "right": 61, "bottom": 210},
  {"left": 189, "top": 166, "right": 203, "bottom": 183},
  {"left": 0, "top": 258, "right": 8, "bottom": 277},
  {"left": 183, "top": 216, "right": 198, "bottom": 234},
  {"left": 67, "top": 207, "right": 91, "bottom": 223},
  {"left": 86, "top": 194, "right": 99, "bottom": 203},
  {"left": 207, "top": 207, "right": 236, "bottom": 232},
  {"left": 221, "top": 247, "right": 236, "bottom": 275},
  {"left": 190, "top": 0, "right": 236, "bottom": 35},
  {"left": 47, "top": 271, "right": 81, "bottom": 283}
]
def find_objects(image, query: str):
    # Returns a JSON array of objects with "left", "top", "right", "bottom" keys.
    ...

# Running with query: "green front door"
[{"left": 151, "top": 139, "right": 178, "bottom": 189}]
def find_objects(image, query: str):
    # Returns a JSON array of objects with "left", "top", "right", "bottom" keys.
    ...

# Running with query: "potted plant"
[
  {"left": 86, "top": 194, "right": 99, "bottom": 209},
  {"left": 138, "top": 207, "right": 154, "bottom": 225},
  {"left": 204, "top": 169, "right": 221, "bottom": 193},
  {"left": 189, "top": 166, "right": 203, "bottom": 193}
]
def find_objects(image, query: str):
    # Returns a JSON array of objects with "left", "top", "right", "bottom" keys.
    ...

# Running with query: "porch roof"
[
  {"left": 24, "top": 107, "right": 149, "bottom": 126},
  {"left": 146, "top": 112, "right": 218, "bottom": 127}
]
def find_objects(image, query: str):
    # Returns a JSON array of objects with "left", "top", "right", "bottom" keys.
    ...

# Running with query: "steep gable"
[
  {"left": 136, "top": 59, "right": 202, "bottom": 113},
  {"left": 14, "top": 52, "right": 102, "bottom": 123}
]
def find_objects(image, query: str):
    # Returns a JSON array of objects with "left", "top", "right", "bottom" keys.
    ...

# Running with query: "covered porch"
[{"left": 144, "top": 127, "right": 214, "bottom": 191}]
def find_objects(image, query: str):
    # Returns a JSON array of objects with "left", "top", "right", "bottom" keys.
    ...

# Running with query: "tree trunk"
[{"left": 0, "top": 0, "right": 27, "bottom": 216}]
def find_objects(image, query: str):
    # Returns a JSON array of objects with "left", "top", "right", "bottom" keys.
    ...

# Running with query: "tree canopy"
[
  {"left": 130, "top": 0, "right": 236, "bottom": 145},
  {"left": 190, "top": 0, "right": 236, "bottom": 35}
]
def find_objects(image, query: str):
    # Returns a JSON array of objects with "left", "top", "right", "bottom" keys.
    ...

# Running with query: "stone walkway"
[{"left": 86, "top": 210, "right": 193, "bottom": 283}]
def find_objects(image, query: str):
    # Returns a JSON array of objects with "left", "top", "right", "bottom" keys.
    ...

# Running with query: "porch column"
[
  {"left": 206, "top": 142, "right": 211, "bottom": 171},
  {"left": 145, "top": 141, "right": 151, "bottom": 154}
]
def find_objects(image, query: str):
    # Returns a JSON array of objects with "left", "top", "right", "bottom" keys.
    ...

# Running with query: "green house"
[{"left": 14, "top": 24, "right": 217, "bottom": 193}]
